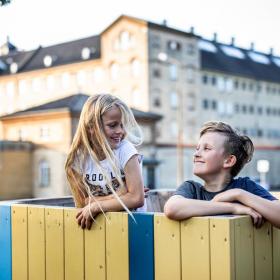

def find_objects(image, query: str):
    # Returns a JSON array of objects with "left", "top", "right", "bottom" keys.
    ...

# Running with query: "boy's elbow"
[{"left": 164, "top": 200, "right": 183, "bottom": 220}]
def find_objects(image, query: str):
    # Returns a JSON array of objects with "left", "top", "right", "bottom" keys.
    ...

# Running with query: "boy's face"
[{"left": 193, "top": 132, "right": 229, "bottom": 180}]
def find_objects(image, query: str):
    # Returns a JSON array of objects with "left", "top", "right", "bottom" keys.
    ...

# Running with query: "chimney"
[
  {"left": 269, "top": 47, "right": 274, "bottom": 56},
  {"left": 250, "top": 42, "right": 255, "bottom": 51},
  {"left": 162, "top": 19, "right": 167, "bottom": 26},
  {"left": 231, "top": 37, "right": 235, "bottom": 46},
  {"left": 213, "top": 32, "right": 217, "bottom": 42},
  {"left": 190, "top": 26, "right": 195, "bottom": 34}
]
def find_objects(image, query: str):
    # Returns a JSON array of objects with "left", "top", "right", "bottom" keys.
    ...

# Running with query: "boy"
[{"left": 164, "top": 122, "right": 280, "bottom": 228}]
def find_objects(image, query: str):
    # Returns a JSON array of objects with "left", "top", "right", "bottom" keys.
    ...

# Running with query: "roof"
[
  {"left": 200, "top": 40, "right": 280, "bottom": 83},
  {"left": 0, "top": 35, "right": 100, "bottom": 74},
  {"left": 0, "top": 94, "right": 162, "bottom": 121}
]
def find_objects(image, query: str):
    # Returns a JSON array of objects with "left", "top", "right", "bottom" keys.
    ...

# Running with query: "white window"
[
  {"left": 217, "top": 77, "right": 226, "bottom": 92},
  {"left": 171, "top": 121, "right": 178, "bottom": 137},
  {"left": 6, "top": 82, "right": 15, "bottom": 113},
  {"left": 186, "top": 67, "right": 195, "bottom": 83},
  {"left": 218, "top": 101, "right": 226, "bottom": 115},
  {"left": 131, "top": 59, "right": 140, "bottom": 78},
  {"left": 62, "top": 72, "right": 71, "bottom": 89},
  {"left": 170, "top": 91, "right": 178, "bottom": 108},
  {"left": 32, "top": 78, "right": 42, "bottom": 92},
  {"left": 131, "top": 88, "right": 141, "bottom": 107},
  {"left": 110, "top": 63, "right": 119, "bottom": 81},
  {"left": 93, "top": 67, "right": 104, "bottom": 83},
  {"left": 77, "top": 70, "right": 87, "bottom": 87},
  {"left": 226, "top": 103, "right": 234, "bottom": 116},
  {"left": 18, "top": 80, "right": 28, "bottom": 109},
  {"left": 225, "top": 79, "right": 233, "bottom": 92},
  {"left": 119, "top": 31, "right": 131, "bottom": 51},
  {"left": 39, "top": 161, "right": 50, "bottom": 187},
  {"left": 18, "top": 128, "right": 28, "bottom": 141},
  {"left": 169, "top": 64, "right": 177, "bottom": 81},
  {"left": 47, "top": 75, "right": 55, "bottom": 91}
]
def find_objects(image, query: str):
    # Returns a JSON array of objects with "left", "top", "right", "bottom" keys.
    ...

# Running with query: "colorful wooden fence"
[{"left": 0, "top": 200, "right": 280, "bottom": 280}]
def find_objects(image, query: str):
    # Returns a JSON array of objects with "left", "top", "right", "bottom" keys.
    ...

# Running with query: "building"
[
  {"left": 0, "top": 94, "right": 161, "bottom": 199},
  {"left": 1, "top": 15, "right": 280, "bottom": 189}
]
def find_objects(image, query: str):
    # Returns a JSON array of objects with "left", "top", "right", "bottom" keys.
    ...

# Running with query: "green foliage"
[{"left": 0, "top": 0, "right": 11, "bottom": 6}]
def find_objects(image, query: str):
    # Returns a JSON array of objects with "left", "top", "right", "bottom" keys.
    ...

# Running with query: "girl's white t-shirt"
[{"left": 73, "top": 139, "right": 142, "bottom": 197}]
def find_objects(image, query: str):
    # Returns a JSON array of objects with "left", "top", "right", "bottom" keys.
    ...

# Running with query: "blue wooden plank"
[
  {"left": 0, "top": 204, "right": 12, "bottom": 280},
  {"left": 129, "top": 212, "right": 154, "bottom": 280}
]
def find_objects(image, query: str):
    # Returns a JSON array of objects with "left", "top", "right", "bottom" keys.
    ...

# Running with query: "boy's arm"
[
  {"left": 213, "top": 189, "right": 280, "bottom": 228},
  {"left": 164, "top": 195, "right": 262, "bottom": 225}
]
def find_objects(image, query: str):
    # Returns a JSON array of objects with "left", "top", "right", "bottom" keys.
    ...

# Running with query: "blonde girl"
[{"left": 65, "top": 94, "right": 145, "bottom": 229}]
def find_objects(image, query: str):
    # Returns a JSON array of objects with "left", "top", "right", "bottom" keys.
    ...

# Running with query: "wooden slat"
[
  {"left": 154, "top": 214, "right": 181, "bottom": 280},
  {"left": 45, "top": 207, "right": 64, "bottom": 280},
  {"left": 234, "top": 216, "right": 254, "bottom": 280},
  {"left": 210, "top": 217, "right": 235, "bottom": 280},
  {"left": 128, "top": 213, "right": 154, "bottom": 280},
  {"left": 254, "top": 222, "right": 273, "bottom": 280},
  {"left": 11, "top": 205, "right": 28, "bottom": 280},
  {"left": 272, "top": 227, "right": 280, "bottom": 280},
  {"left": 28, "top": 206, "right": 46, "bottom": 280},
  {"left": 181, "top": 217, "right": 210, "bottom": 280},
  {"left": 0, "top": 204, "right": 12, "bottom": 280},
  {"left": 64, "top": 208, "right": 84, "bottom": 280},
  {"left": 106, "top": 212, "right": 129, "bottom": 280},
  {"left": 84, "top": 214, "right": 106, "bottom": 280}
]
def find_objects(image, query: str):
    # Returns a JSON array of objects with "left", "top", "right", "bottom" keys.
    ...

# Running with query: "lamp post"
[{"left": 157, "top": 52, "right": 185, "bottom": 185}]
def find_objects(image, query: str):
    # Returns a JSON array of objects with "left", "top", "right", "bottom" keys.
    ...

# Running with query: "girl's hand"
[
  {"left": 212, "top": 189, "right": 244, "bottom": 203},
  {"left": 76, "top": 203, "right": 101, "bottom": 230},
  {"left": 232, "top": 203, "right": 264, "bottom": 228}
]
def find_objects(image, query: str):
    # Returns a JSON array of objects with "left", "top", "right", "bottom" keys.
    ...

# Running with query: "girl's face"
[
  {"left": 101, "top": 105, "right": 125, "bottom": 149},
  {"left": 193, "top": 132, "right": 229, "bottom": 179}
]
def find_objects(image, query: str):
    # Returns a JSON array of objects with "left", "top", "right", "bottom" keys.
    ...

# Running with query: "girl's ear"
[{"left": 224, "top": 155, "right": 237, "bottom": 168}]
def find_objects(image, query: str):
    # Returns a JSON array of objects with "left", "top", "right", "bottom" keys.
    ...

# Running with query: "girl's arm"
[
  {"left": 77, "top": 155, "right": 145, "bottom": 229},
  {"left": 213, "top": 189, "right": 280, "bottom": 228},
  {"left": 164, "top": 195, "right": 263, "bottom": 226}
]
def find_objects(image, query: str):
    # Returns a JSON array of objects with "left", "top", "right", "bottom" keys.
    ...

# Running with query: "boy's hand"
[
  {"left": 232, "top": 203, "right": 264, "bottom": 228},
  {"left": 76, "top": 203, "right": 101, "bottom": 230},
  {"left": 212, "top": 189, "right": 244, "bottom": 203}
]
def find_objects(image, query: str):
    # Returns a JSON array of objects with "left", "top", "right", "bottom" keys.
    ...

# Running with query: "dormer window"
[
  {"left": 10, "top": 62, "right": 18, "bottom": 74},
  {"left": 44, "top": 55, "right": 53, "bottom": 67},
  {"left": 81, "top": 47, "right": 91, "bottom": 60},
  {"left": 167, "top": 40, "right": 181, "bottom": 51}
]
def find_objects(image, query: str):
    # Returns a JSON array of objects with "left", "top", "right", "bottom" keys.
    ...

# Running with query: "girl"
[
  {"left": 164, "top": 121, "right": 280, "bottom": 229},
  {"left": 65, "top": 94, "right": 145, "bottom": 229}
]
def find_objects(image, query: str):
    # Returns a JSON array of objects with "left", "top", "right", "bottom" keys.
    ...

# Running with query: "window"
[
  {"left": 40, "top": 125, "right": 50, "bottom": 140},
  {"left": 131, "top": 59, "right": 140, "bottom": 78},
  {"left": 170, "top": 91, "right": 178, "bottom": 108},
  {"left": 47, "top": 75, "right": 55, "bottom": 91},
  {"left": 93, "top": 67, "right": 104, "bottom": 83},
  {"left": 6, "top": 82, "right": 15, "bottom": 113},
  {"left": 202, "top": 99, "right": 209, "bottom": 109},
  {"left": 32, "top": 78, "right": 42, "bottom": 92},
  {"left": 169, "top": 64, "right": 177, "bottom": 81},
  {"left": 151, "top": 35, "right": 161, "bottom": 49},
  {"left": 187, "top": 94, "right": 195, "bottom": 111},
  {"left": 171, "top": 121, "right": 178, "bottom": 137},
  {"left": 119, "top": 31, "right": 131, "bottom": 51},
  {"left": 249, "top": 105, "right": 254, "bottom": 114},
  {"left": 152, "top": 89, "right": 161, "bottom": 107},
  {"left": 241, "top": 82, "right": 247, "bottom": 91},
  {"left": 225, "top": 79, "right": 233, "bottom": 92},
  {"left": 186, "top": 44, "right": 195, "bottom": 55},
  {"left": 110, "top": 63, "right": 120, "bottom": 81},
  {"left": 257, "top": 107, "right": 263, "bottom": 114},
  {"left": 186, "top": 67, "right": 195, "bottom": 83},
  {"left": 234, "top": 80, "right": 239, "bottom": 89},
  {"left": 77, "top": 70, "right": 87, "bottom": 87},
  {"left": 235, "top": 103, "right": 240, "bottom": 113},
  {"left": 131, "top": 88, "right": 141, "bottom": 108},
  {"left": 167, "top": 40, "right": 181, "bottom": 51},
  {"left": 152, "top": 68, "right": 161, "bottom": 78},
  {"left": 212, "top": 100, "right": 217, "bottom": 110},
  {"left": 202, "top": 75, "right": 208, "bottom": 84},
  {"left": 242, "top": 105, "right": 247, "bottom": 114},
  {"left": 212, "top": 76, "right": 217, "bottom": 86},
  {"left": 218, "top": 101, "right": 226, "bottom": 115},
  {"left": 39, "top": 161, "right": 50, "bottom": 187},
  {"left": 217, "top": 77, "right": 226, "bottom": 92},
  {"left": 62, "top": 72, "right": 71, "bottom": 89}
]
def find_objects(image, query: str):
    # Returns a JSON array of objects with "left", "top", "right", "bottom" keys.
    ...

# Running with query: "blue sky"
[{"left": 0, "top": 0, "right": 280, "bottom": 55}]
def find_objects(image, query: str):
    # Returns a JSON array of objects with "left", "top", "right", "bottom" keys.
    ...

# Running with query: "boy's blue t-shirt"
[{"left": 174, "top": 177, "right": 278, "bottom": 201}]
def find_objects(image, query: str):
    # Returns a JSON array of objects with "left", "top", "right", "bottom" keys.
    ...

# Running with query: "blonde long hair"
[{"left": 65, "top": 93, "right": 142, "bottom": 216}]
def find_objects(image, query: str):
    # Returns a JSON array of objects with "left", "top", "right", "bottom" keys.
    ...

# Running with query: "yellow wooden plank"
[
  {"left": 64, "top": 208, "right": 84, "bottom": 280},
  {"left": 210, "top": 217, "right": 235, "bottom": 280},
  {"left": 45, "top": 207, "right": 64, "bottom": 280},
  {"left": 11, "top": 205, "right": 28, "bottom": 280},
  {"left": 181, "top": 217, "right": 210, "bottom": 280},
  {"left": 28, "top": 206, "right": 46, "bottom": 280},
  {"left": 154, "top": 214, "right": 181, "bottom": 280},
  {"left": 234, "top": 216, "right": 254, "bottom": 280},
  {"left": 85, "top": 214, "right": 106, "bottom": 280},
  {"left": 106, "top": 212, "right": 129, "bottom": 280},
  {"left": 254, "top": 222, "right": 273, "bottom": 280},
  {"left": 272, "top": 227, "right": 280, "bottom": 280}
]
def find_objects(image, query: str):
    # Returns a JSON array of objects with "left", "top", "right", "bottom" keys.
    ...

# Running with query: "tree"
[{"left": 0, "top": 0, "right": 11, "bottom": 6}]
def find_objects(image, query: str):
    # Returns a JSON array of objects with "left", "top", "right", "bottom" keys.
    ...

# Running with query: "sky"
[{"left": 0, "top": 0, "right": 280, "bottom": 55}]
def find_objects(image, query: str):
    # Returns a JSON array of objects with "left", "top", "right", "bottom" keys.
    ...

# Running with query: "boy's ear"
[{"left": 223, "top": 155, "right": 237, "bottom": 168}]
